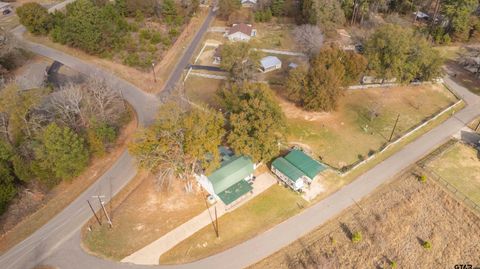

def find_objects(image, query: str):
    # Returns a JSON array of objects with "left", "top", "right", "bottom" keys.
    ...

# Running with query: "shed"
[{"left": 260, "top": 56, "right": 282, "bottom": 73}]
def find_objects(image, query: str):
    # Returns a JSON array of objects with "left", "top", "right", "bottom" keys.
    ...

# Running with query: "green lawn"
[
  {"left": 250, "top": 22, "right": 297, "bottom": 51},
  {"left": 283, "top": 84, "right": 458, "bottom": 169},
  {"left": 427, "top": 142, "right": 480, "bottom": 205},
  {"left": 159, "top": 185, "right": 306, "bottom": 264}
]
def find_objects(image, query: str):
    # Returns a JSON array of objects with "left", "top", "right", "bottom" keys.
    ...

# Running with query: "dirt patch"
[
  {"left": 82, "top": 174, "right": 205, "bottom": 261},
  {"left": 251, "top": 173, "right": 480, "bottom": 269},
  {"left": 0, "top": 108, "right": 138, "bottom": 254}
]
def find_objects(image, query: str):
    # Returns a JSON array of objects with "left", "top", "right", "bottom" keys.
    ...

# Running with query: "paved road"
[
  {"left": 0, "top": 5, "right": 216, "bottom": 269},
  {"left": 158, "top": 9, "right": 217, "bottom": 99},
  {"left": 1, "top": 2, "right": 480, "bottom": 269},
  {"left": 41, "top": 77, "right": 480, "bottom": 269}
]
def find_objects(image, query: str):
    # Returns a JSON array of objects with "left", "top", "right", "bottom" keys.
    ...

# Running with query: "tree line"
[
  {"left": 0, "top": 79, "right": 129, "bottom": 214},
  {"left": 219, "top": 0, "right": 480, "bottom": 43},
  {"left": 17, "top": 0, "right": 199, "bottom": 68}
]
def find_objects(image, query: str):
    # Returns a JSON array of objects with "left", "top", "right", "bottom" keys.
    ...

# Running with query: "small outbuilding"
[
  {"left": 226, "top": 23, "right": 256, "bottom": 42},
  {"left": 241, "top": 0, "right": 257, "bottom": 7},
  {"left": 271, "top": 150, "right": 325, "bottom": 192},
  {"left": 260, "top": 56, "right": 282, "bottom": 73},
  {"left": 213, "top": 45, "right": 223, "bottom": 65}
]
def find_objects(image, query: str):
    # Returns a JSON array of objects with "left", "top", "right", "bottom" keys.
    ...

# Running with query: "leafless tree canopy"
[
  {"left": 48, "top": 78, "right": 126, "bottom": 130},
  {"left": 293, "top": 24, "right": 324, "bottom": 56}
]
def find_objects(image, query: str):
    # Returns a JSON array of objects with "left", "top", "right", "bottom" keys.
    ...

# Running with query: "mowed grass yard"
[
  {"left": 251, "top": 174, "right": 480, "bottom": 269},
  {"left": 159, "top": 185, "right": 307, "bottom": 264},
  {"left": 280, "top": 84, "right": 458, "bottom": 168},
  {"left": 427, "top": 141, "right": 480, "bottom": 205},
  {"left": 82, "top": 174, "right": 205, "bottom": 261}
]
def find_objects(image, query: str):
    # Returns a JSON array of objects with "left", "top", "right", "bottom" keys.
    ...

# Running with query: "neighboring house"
[
  {"left": 241, "top": 0, "right": 257, "bottom": 7},
  {"left": 213, "top": 45, "right": 223, "bottom": 65},
  {"left": 260, "top": 56, "right": 282, "bottom": 73},
  {"left": 226, "top": 23, "right": 256, "bottom": 42},
  {"left": 271, "top": 149, "right": 326, "bottom": 192},
  {"left": 196, "top": 151, "right": 256, "bottom": 207},
  {"left": 0, "top": 1, "right": 12, "bottom": 14}
]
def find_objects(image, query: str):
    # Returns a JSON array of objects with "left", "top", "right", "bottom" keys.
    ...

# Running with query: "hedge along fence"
[{"left": 339, "top": 98, "right": 464, "bottom": 177}]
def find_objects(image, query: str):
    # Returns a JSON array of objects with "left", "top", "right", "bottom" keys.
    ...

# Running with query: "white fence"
[{"left": 341, "top": 99, "right": 463, "bottom": 177}]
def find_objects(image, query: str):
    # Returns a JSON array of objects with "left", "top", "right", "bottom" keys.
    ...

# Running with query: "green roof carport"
[
  {"left": 208, "top": 155, "right": 254, "bottom": 205},
  {"left": 284, "top": 150, "right": 325, "bottom": 179},
  {"left": 271, "top": 157, "right": 305, "bottom": 183},
  {"left": 217, "top": 180, "right": 253, "bottom": 205}
]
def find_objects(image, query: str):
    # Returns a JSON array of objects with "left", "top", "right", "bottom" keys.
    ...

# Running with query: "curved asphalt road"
[
  {"left": 0, "top": 5, "right": 217, "bottom": 269},
  {"left": 1, "top": 2, "right": 480, "bottom": 268}
]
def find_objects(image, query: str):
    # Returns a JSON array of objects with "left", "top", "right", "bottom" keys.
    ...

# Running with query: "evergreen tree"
[
  {"left": 34, "top": 123, "right": 89, "bottom": 183},
  {"left": 17, "top": 2, "right": 52, "bottom": 35}
]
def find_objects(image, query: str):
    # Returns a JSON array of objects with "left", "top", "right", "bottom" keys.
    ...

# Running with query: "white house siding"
[
  {"left": 271, "top": 167, "right": 304, "bottom": 191},
  {"left": 227, "top": 32, "right": 251, "bottom": 42},
  {"left": 195, "top": 174, "right": 216, "bottom": 197}
]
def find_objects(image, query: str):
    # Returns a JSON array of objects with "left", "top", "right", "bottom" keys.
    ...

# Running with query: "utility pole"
[
  {"left": 214, "top": 206, "right": 219, "bottom": 238},
  {"left": 94, "top": 195, "right": 112, "bottom": 228},
  {"left": 151, "top": 62, "right": 157, "bottom": 83},
  {"left": 204, "top": 195, "right": 219, "bottom": 237},
  {"left": 389, "top": 114, "right": 400, "bottom": 142},
  {"left": 87, "top": 200, "right": 102, "bottom": 226}
]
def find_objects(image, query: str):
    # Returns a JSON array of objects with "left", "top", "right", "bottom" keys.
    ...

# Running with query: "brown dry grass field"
[
  {"left": 0, "top": 110, "right": 137, "bottom": 254},
  {"left": 23, "top": 8, "right": 209, "bottom": 93},
  {"left": 82, "top": 174, "right": 205, "bottom": 261},
  {"left": 251, "top": 173, "right": 480, "bottom": 269}
]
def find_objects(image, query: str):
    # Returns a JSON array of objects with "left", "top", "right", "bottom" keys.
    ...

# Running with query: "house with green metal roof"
[
  {"left": 271, "top": 149, "right": 326, "bottom": 191},
  {"left": 196, "top": 155, "right": 255, "bottom": 206},
  {"left": 284, "top": 150, "right": 325, "bottom": 182}
]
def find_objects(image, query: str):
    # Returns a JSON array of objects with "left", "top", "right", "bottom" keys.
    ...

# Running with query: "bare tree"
[
  {"left": 83, "top": 77, "right": 126, "bottom": 124},
  {"left": 49, "top": 83, "right": 86, "bottom": 130},
  {"left": 293, "top": 24, "right": 324, "bottom": 56}
]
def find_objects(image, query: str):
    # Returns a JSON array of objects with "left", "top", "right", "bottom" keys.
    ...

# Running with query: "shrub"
[
  {"left": 17, "top": 2, "right": 52, "bottom": 35},
  {"left": 390, "top": 261, "right": 397, "bottom": 268},
  {"left": 150, "top": 31, "right": 162, "bottom": 44},
  {"left": 169, "top": 27, "right": 179, "bottom": 39},
  {"left": 419, "top": 175, "right": 427, "bottom": 183},
  {"left": 139, "top": 29, "right": 152, "bottom": 40},
  {"left": 351, "top": 231, "right": 362, "bottom": 243},
  {"left": 422, "top": 241, "right": 432, "bottom": 249}
]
